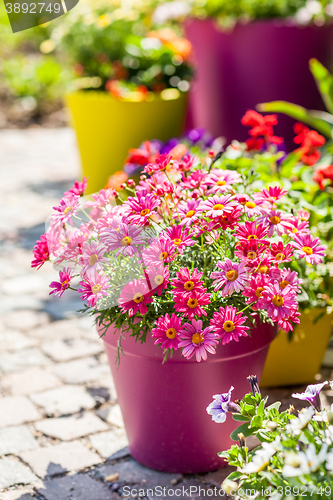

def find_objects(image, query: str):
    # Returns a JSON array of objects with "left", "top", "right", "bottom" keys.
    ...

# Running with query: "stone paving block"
[
  {"left": 0, "top": 489, "right": 35, "bottom": 500},
  {"left": 203, "top": 466, "right": 236, "bottom": 488},
  {"left": 52, "top": 357, "right": 111, "bottom": 384},
  {"left": 0, "top": 348, "right": 51, "bottom": 373},
  {"left": 1, "top": 274, "right": 53, "bottom": 297},
  {"left": 89, "top": 428, "right": 129, "bottom": 459},
  {"left": 20, "top": 441, "right": 102, "bottom": 478},
  {"left": 29, "top": 385, "right": 96, "bottom": 416},
  {"left": 0, "top": 396, "right": 40, "bottom": 427},
  {"left": 2, "top": 310, "right": 50, "bottom": 332},
  {"left": 0, "top": 457, "right": 38, "bottom": 489},
  {"left": 41, "top": 338, "right": 104, "bottom": 362},
  {"left": 0, "top": 331, "right": 38, "bottom": 352},
  {"left": 97, "top": 459, "right": 182, "bottom": 487},
  {"left": 35, "top": 412, "right": 108, "bottom": 441},
  {"left": 0, "top": 296, "right": 42, "bottom": 315},
  {"left": 32, "top": 319, "right": 97, "bottom": 341},
  {"left": 1, "top": 368, "right": 62, "bottom": 396},
  {"left": 108, "top": 446, "right": 130, "bottom": 461},
  {"left": 106, "top": 404, "right": 125, "bottom": 428},
  {"left": 0, "top": 425, "right": 39, "bottom": 455},
  {"left": 39, "top": 473, "right": 114, "bottom": 500}
]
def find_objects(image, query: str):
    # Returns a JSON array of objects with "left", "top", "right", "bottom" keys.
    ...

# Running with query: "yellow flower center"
[
  {"left": 247, "top": 251, "right": 257, "bottom": 260},
  {"left": 226, "top": 270, "right": 239, "bottom": 281},
  {"left": 121, "top": 236, "right": 133, "bottom": 246},
  {"left": 140, "top": 209, "right": 150, "bottom": 217},
  {"left": 88, "top": 254, "right": 98, "bottom": 266},
  {"left": 255, "top": 287, "right": 264, "bottom": 298},
  {"left": 187, "top": 298, "right": 199, "bottom": 309},
  {"left": 247, "top": 234, "right": 258, "bottom": 240},
  {"left": 275, "top": 252, "right": 285, "bottom": 261},
  {"left": 259, "top": 265, "right": 269, "bottom": 274},
  {"left": 133, "top": 293, "right": 144, "bottom": 303},
  {"left": 213, "top": 204, "right": 224, "bottom": 211},
  {"left": 270, "top": 215, "right": 281, "bottom": 225},
  {"left": 166, "top": 328, "right": 177, "bottom": 339},
  {"left": 223, "top": 320, "right": 235, "bottom": 332},
  {"left": 272, "top": 295, "right": 284, "bottom": 307},
  {"left": 192, "top": 332, "right": 204, "bottom": 344},
  {"left": 62, "top": 279, "right": 70, "bottom": 286},
  {"left": 186, "top": 210, "right": 196, "bottom": 218},
  {"left": 159, "top": 252, "right": 168, "bottom": 261},
  {"left": 292, "top": 228, "right": 298, "bottom": 233},
  {"left": 302, "top": 246, "right": 313, "bottom": 255},
  {"left": 64, "top": 206, "right": 73, "bottom": 215},
  {"left": 280, "top": 280, "right": 289, "bottom": 289},
  {"left": 92, "top": 284, "right": 102, "bottom": 294},
  {"left": 154, "top": 275, "right": 164, "bottom": 285},
  {"left": 184, "top": 280, "right": 195, "bottom": 291},
  {"left": 216, "top": 180, "right": 226, "bottom": 186},
  {"left": 245, "top": 201, "right": 256, "bottom": 209},
  {"left": 173, "top": 238, "right": 182, "bottom": 246}
]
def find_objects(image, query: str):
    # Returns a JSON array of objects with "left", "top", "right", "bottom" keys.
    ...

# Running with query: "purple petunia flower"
[
  {"left": 292, "top": 381, "right": 328, "bottom": 412},
  {"left": 206, "top": 386, "right": 240, "bottom": 423}
]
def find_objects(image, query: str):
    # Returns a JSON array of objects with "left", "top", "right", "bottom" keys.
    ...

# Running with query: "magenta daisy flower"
[
  {"left": 80, "top": 241, "right": 109, "bottom": 275},
  {"left": 174, "top": 289, "right": 211, "bottom": 320},
  {"left": 255, "top": 255, "right": 274, "bottom": 275},
  {"left": 210, "top": 207, "right": 243, "bottom": 231},
  {"left": 123, "top": 191, "right": 161, "bottom": 226},
  {"left": 234, "top": 240, "right": 268, "bottom": 265},
  {"left": 287, "top": 217, "right": 309, "bottom": 238},
  {"left": 260, "top": 282, "right": 298, "bottom": 322},
  {"left": 144, "top": 153, "right": 172, "bottom": 175},
  {"left": 257, "top": 209, "right": 293, "bottom": 237},
  {"left": 49, "top": 268, "right": 73, "bottom": 298},
  {"left": 256, "top": 186, "right": 288, "bottom": 205},
  {"left": 235, "top": 221, "right": 269, "bottom": 242},
  {"left": 31, "top": 234, "right": 50, "bottom": 269},
  {"left": 278, "top": 309, "right": 301, "bottom": 333},
  {"left": 181, "top": 169, "right": 207, "bottom": 190},
  {"left": 64, "top": 177, "right": 88, "bottom": 197},
  {"left": 200, "top": 195, "right": 237, "bottom": 218},
  {"left": 172, "top": 267, "right": 205, "bottom": 296},
  {"left": 297, "top": 210, "right": 310, "bottom": 222},
  {"left": 142, "top": 237, "right": 176, "bottom": 266},
  {"left": 145, "top": 264, "right": 170, "bottom": 296},
  {"left": 179, "top": 319, "right": 219, "bottom": 362},
  {"left": 175, "top": 199, "right": 203, "bottom": 227},
  {"left": 163, "top": 225, "right": 195, "bottom": 254},
  {"left": 118, "top": 278, "right": 152, "bottom": 317},
  {"left": 85, "top": 188, "right": 117, "bottom": 210},
  {"left": 203, "top": 169, "right": 241, "bottom": 195},
  {"left": 210, "top": 259, "right": 250, "bottom": 296},
  {"left": 78, "top": 271, "right": 110, "bottom": 308},
  {"left": 269, "top": 241, "right": 294, "bottom": 263},
  {"left": 151, "top": 313, "right": 182, "bottom": 350},
  {"left": 100, "top": 223, "right": 145, "bottom": 257},
  {"left": 238, "top": 194, "right": 264, "bottom": 217},
  {"left": 52, "top": 194, "right": 80, "bottom": 226},
  {"left": 243, "top": 273, "right": 270, "bottom": 308},
  {"left": 210, "top": 306, "right": 250, "bottom": 344},
  {"left": 292, "top": 234, "right": 326, "bottom": 265},
  {"left": 278, "top": 269, "right": 302, "bottom": 292}
]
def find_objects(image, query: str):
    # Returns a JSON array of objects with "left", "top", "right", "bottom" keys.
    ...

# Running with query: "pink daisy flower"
[
  {"left": 257, "top": 209, "right": 293, "bottom": 237},
  {"left": 210, "top": 207, "right": 243, "bottom": 231},
  {"left": 235, "top": 221, "right": 269, "bottom": 242},
  {"left": 210, "top": 306, "right": 250, "bottom": 344},
  {"left": 49, "top": 268, "right": 73, "bottom": 298},
  {"left": 80, "top": 241, "right": 109, "bottom": 275},
  {"left": 236, "top": 195, "right": 264, "bottom": 217},
  {"left": 297, "top": 210, "right": 311, "bottom": 222},
  {"left": 78, "top": 271, "right": 110, "bottom": 308},
  {"left": 178, "top": 155, "right": 196, "bottom": 172},
  {"left": 200, "top": 195, "right": 237, "bottom": 218},
  {"left": 31, "top": 234, "right": 50, "bottom": 269},
  {"left": 145, "top": 264, "right": 170, "bottom": 296},
  {"left": 144, "top": 154, "right": 172, "bottom": 175},
  {"left": 278, "top": 269, "right": 302, "bottom": 292},
  {"left": 174, "top": 289, "right": 211, "bottom": 320},
  {"left": 172, "top": 267, "right": 205, "bottom": 296},
  {"left": 85, "top": 188, "right": 117, "bottom": 211},
  {"left": 100, "top": 223, "right": 145, "bottom": 257},
  {"left": 292, "top": 234, "right": 326, "bottom": 265},
  {"left": 55, "top": 229, "right": 89, "bottom": 265},
  {"left": 142, "top": 237, "right": 176, "bottom": 265},
  {"left": 260, "top": 282, "right": 298, "bottom": 322},
  {"left": 123, "top": 191, "right": 160, "bottom": 226},
  {"left": 287, "top": 217, "right": 309, "bottom": 238},
  {"left": 152, "top": 313, "right": 182, "bottom": 350},
  {"left": 203, "top": 169, "right": 241, "bottom": 195},
  {"left": 243, "top": 273, "right": 270, "bottom": 308},
  {"left": 210, "top": 259, "right": 250, "bottom": 296},
  {"left": 255, "top": 255, "right": 274, "bottom": 275},
  {"left": 269, "top": 241, "right": 294, "bottom": 263},
  {"left": 64, "top": 177, "right": 88, "bottom": 197},
  {"left": 179, "top": 320, "right": 219, "bottom": 362},
  {"left": 52, "top": 194, "right": 80, "bottom": 226},
  {"left": 118, "top": 278, "right": 152, "bottom": 317},
  {"left": 175, "top": 199, "right": 203, "bottom": 227},
  {"left": 278, "top": 310, "right": 301, "bottom": 333},
  {"left": 163, "top": 225, "right": 195, "bottom": 254},
  {"left": 181, "top": 170, "right": 207, "bottom": 190},
  {"left": 235, "top": 240, "right": 268, "bottom": 265},
  {"left": 256, "top": 186, "right": 288, "bottom": 205}
]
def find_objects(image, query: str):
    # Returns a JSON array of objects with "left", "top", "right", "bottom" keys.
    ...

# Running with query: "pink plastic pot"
[
  {"left": 185, "top": 19, "right": 333, "bottom": 149},
  {"left": 101, "top": 320, "right": 276, "bottom": 474}
]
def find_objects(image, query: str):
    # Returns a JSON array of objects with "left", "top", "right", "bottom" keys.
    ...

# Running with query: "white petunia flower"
[
  {"left": 282, "top": 443, "right": 328, "bottom": 477},
  {"left": 242, "top": 440, "right": 278, "bottom": 474},
  {"left": 286, "top": 407, "right": 315, "bottom": 435}
]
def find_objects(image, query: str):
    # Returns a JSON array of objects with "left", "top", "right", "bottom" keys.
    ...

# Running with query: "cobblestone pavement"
[{"left": 1, "top": 128, "right": 333, "bottom": 500}]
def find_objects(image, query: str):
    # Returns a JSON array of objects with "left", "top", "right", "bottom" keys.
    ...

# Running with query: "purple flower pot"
[
  {"left": 101, "top": 321, "right": 276, "bottom": 473},
  {"left": 185, "top": 19, "right": 333, "bottom": 149}
]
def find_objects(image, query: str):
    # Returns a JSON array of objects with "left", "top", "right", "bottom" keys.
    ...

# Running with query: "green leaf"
[
  {"left": 309, "top": 58, "right": 333, "bottom": 115},
  {"left": 230, "top": 423, "right": 254, "bottom": 441},
  {"left": 257, "top": 400, "right": 265, "bottom": 417},
  {"left": 232, "top": 414, "right": 251, "bottom": 422},
  {"left": 257, "top": 101, "right": 333, "bottom": 138},
  {"left": 266, "top": 402, "right": 281, "bottom": 412},
  {"left": 227, "top": 471, "right": 243, "bottom": 481}
]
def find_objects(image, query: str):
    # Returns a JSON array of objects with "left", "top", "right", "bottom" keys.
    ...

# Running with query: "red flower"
[
  {"left": 31, "top": 234, "right": 50, "bottom": 269},
  {"left": 313, "top": 164, "right": 333, "bottom": 190},
  {"left": 241, "top": 110, "right": 283, "bottom": 151},
  {"left": 293, "top": 122, "right": 325, "bottom": 166}
]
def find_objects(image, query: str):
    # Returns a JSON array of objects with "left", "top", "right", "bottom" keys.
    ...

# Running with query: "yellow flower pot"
[
  {"left": 66, "top": 90, "right": 188, "bottom": 195},
  {"left": 260, "top": 309, "right": 333, "bottom": 388}
]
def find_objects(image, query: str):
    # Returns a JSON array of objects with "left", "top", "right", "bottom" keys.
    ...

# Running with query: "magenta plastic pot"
[
  {"left": 185, "top": 19, "right": 333, "bottom": 149},
  {"left": 100, "top": 320, "right": 276, "bottom": 473}
]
